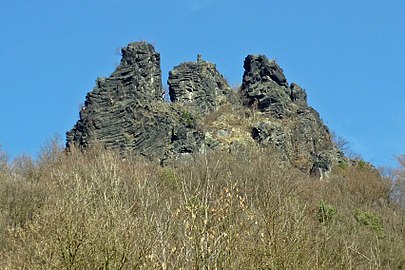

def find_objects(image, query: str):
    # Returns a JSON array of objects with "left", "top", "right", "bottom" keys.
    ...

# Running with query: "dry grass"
[
  {"left": 0, "top": 145, "right": 404, "bottom": 269},
  {"left": 201, "top": 103, "right": 256, "bottom": 148}
]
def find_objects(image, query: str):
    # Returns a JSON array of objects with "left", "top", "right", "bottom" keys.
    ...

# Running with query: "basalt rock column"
[
  {"left": 168, "top": 55, "right": 238, "bottom": 113},
  {"left": 66, "top": 42, "right": 203, "bottom": 163}
]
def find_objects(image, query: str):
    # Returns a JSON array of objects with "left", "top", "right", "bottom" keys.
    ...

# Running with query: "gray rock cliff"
[{"left": 67, "top": 42, "right": 345, "bottom": 176}]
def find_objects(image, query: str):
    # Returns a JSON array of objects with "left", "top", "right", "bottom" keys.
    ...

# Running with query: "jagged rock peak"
[
  {"left": 241, "top": 55, "right": 292, "bottom": 117},
  {"left": 168, "top": 54, "right": 238, "bottom": 113},
  {"left": 66, "top": 41, "right": 166, "bottom": 152},
  {"left": 241, "top": 54, "right": 310, "bottom": 117},
  {"left": 290, "top": 82, "right": 308, "bottom": 107},
  {"left": 109, "top": 41, "right": 163, "bottom": 100},
  {"left": 119, "top": 42, "right": 157, "bottom": 66},
  {"left": 243, "top": 55, "right": 288, "bottom": 87}
]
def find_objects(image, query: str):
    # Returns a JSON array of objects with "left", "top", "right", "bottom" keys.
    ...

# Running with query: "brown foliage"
[{"left": 0, "top": 145, "right": 404, "bottom": 269}]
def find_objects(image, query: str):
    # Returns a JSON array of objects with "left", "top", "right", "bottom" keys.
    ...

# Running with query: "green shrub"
[
  {"left": 181, "top": 110, "right": 196, "bottom": 127},
  {"left": 354, "top": 209, "right": 384, "bottom": 236},
  {"left": 357, "top": 159, "right": 367, "bottom": 168},
  {"left": 317, "top": 200, "right": 336, "bottom": 224}
]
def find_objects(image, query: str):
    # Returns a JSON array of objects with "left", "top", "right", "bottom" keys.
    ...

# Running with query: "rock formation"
[
  {"left": 66, "top": 42, "right": 204, "bottom": 164},
  {"left": 242, "top": 55, "right": 295, "bottom": 118},
  {"left": 241, "top": 55, "right": 343, "bottom": 176},
  {"left": 67, "top": 42, "right": 345, "bottom": 176},
  {"left": 168, "top": 54, "right": 238, "bottom": 113}
]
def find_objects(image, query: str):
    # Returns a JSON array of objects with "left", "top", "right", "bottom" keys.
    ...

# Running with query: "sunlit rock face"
[
  {"left": 66, "top": 42, "right": 204, "bottom": 164},
  {"left": 168, "top": 54, "right": 238, "bottom": 113},
  {"left": 241, "top": 54, "right": 343, "bottom": 176},
  {"left": 67, "top": 42, "right": 344, "bottom": 175}
]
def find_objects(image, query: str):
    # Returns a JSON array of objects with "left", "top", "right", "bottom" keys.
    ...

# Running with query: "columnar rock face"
[
  {"left": 66, "top": 42, "right": 204, "bottom": 164},
  {"left": 67, "top": 42, "right": 345, "bottom": 176},
  {"left": 168, "top": 55, "right": 238, "bottom": 113},
  {"left": 112, "top": 42, "right": 163, "bottom": 100}
]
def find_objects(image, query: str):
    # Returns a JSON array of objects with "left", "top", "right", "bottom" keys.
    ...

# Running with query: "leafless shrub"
[
  {"left": 391, "top": 155, "right": 405, "bottom": 208},
  {"left": 0, "top": 146, "right": 404, "bottom": 269}
]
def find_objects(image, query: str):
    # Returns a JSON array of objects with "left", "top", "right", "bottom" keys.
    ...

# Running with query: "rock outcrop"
[
  {"left": 242, "top": 55, "right": 343, "bottom": 177},
  {"left": 66, "top": 42, "right": 204, "bottom": 164},
  {"left": 242, "top": 55, "right": 294, "bottom": 118},
  {"left": 168, "top": 54, "right": 238, "bottom": 113},
  {"left": 67, "top": 42, "right": 345, "bottom": 176}
]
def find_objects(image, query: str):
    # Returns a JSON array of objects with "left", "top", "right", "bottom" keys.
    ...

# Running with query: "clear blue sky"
[{"left": 1, "top": 0, "right": 404, "bottom": 167}]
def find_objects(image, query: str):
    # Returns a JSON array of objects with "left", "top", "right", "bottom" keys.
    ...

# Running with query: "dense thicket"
[{"left": 0, "top": 145, "right": 404, "bottom": 269}]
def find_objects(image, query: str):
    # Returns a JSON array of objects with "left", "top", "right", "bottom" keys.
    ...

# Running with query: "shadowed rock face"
[
  {"left": 67, "top": 42, "right": 344, "bottom": 176},
  {"left": 168, "top": 55, "right": 238, "bottom": 113}
]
